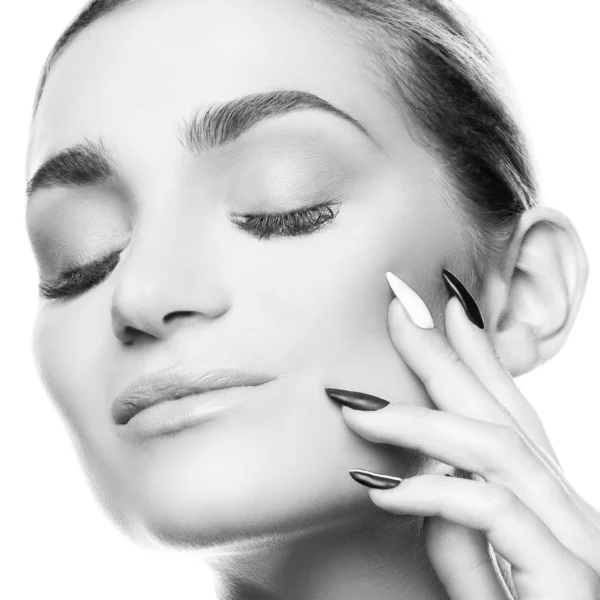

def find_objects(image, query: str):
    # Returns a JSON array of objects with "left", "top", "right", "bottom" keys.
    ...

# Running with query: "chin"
[{"left": 105, "top": 444, "right": 374, "bottom": 550}]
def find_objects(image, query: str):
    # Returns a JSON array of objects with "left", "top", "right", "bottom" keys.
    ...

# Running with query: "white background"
[{"left": 1, "top": 1, "right": 598, "bottom": 598}]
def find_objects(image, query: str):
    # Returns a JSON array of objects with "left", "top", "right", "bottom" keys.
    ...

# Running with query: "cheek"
[
  {"left": 243, "top": 234, "right": 428, "bottom": 410},
  {"left": 242, "top": 167, "right": 447, "bottom": 407},
  {"left": 32, "top": 300, "right": 113, "bottom": 446},
  {"left": 304, "top": 268, "right": 429, "bottom": 410}
]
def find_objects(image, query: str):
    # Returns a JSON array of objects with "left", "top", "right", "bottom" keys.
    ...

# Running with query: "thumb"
[{"left": 423, "top": 515, "right": 512, "bottom": 599}]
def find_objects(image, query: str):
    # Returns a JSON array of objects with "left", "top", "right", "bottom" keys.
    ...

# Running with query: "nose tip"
[{"left": 108, "top": 211, "right": 233, "bottom": 343}]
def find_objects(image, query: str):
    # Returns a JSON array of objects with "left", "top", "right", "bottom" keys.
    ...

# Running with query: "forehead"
[{"left": 28, "top": 0, "right": 415, "bottom": 176}]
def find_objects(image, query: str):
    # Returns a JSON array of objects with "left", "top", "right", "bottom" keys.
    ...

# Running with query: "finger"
[
  {"left": 386, "top": 273, "right": 600, "bottom": 546},
  {"left": 341, "top": 403, "right": 600, "bottom": 572},
  {"left": 387, "top": 281, "right": 563, "bottom": 497},
  {"left": 386, "top": 293, "right": 518, "bottom": 429},
  {"left": 359, "top": 473, "right": 595, "bottom": 595},
  {"left": 423, "top": 516, "right": 514, "bottom": 600},
  {"left": 386, "top": 272, "right": 553, "bottom": 461},
  {"left": 443, "top": 294, "right": 559, "bottom": 465},
  {"left": 387, "top": 274, "right": 600, "bottom": 539},
  {"left": 445, "top": 295, "right": 600, "bottom": 539}
]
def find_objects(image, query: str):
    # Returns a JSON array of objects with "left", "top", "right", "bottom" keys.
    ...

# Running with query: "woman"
[{"left": 24, "top": 0, "right": 600, "bottom": 598}]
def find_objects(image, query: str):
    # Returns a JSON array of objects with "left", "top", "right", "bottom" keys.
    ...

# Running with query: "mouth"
[{"left": 111, "top": 364, "right": 276, "bottom": 426}]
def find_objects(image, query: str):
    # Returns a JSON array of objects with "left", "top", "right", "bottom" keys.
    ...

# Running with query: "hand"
[{"left": 326, "top": 270, "right": 600, "bottom": 599}]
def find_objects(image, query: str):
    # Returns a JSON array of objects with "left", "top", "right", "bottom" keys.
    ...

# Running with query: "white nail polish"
[{"left": 385, "top": 272, "right": 435, "bottom": 329}]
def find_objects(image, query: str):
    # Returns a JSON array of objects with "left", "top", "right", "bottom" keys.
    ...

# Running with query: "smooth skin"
[
  {"left": 343, "top": 275, "right": 600, "bottom": 598},
  {"left": 24, "top": 0, "right": 595, "bottom": 598}
]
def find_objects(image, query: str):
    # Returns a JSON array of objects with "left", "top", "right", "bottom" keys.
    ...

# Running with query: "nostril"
[{"left": 119, "top": 325, "right": 142, "bottom": 344}]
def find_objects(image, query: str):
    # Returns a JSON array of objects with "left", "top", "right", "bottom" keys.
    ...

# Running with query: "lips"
[{"left": 111, "top": 364, "right": 275, "bottom": 425}]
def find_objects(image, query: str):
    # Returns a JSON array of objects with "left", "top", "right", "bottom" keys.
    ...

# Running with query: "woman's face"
[{"left": 26, "top": 0, "right": 466, "bottom": 546}]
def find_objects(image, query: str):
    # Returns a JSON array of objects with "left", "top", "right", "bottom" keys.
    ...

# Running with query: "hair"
[{"left": 31, "top": 1, "right": 529, "bottom": 592}]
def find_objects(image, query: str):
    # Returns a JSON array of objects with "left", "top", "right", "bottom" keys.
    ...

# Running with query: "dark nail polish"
[
  {"left": 349, "top": 469, "right": 402, "bottom": 489},
  {"left": 325, "top": 388, "right": 390, "bottom": 411},
  {"left": 442, "top": 269, "right": 485, "bottom": 330}
]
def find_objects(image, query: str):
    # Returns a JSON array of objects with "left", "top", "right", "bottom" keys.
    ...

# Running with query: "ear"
[{"left": 479, "top": 206, "right": 589, "bottom": 377}]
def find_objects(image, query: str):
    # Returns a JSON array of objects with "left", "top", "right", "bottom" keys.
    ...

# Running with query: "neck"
[{"left": 205, "top": 509, "right": 451, "bottom": 600}]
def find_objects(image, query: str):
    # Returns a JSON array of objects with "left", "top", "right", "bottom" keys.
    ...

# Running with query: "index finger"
[{"left": 385, "top": 271, "right": 558, "bottom": 465}]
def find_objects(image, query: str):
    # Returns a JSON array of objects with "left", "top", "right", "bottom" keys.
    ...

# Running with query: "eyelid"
[
  {"left": 38, "top": 199, "right": 342, "bottom": 300},
  {"left": 230, "top": 194, "right": 342, "bottom": 217}
]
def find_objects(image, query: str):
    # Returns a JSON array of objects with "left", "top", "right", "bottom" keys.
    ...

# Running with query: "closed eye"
[{"left": 37, "top": 199, "right": 342, "bottom": 301}]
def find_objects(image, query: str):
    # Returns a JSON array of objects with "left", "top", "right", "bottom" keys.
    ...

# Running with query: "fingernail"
[
  {"left": 442, "top": 269, "right": 485, "bottom": 330},
  {"left": 349, "top": 469, "right": 402, "bottom": 489},
  {"left": 385, "top": 272, "right": 434, "bottom": 329},
  {"left": 325, "top": 388, "right": 390, "bottom": 411}
]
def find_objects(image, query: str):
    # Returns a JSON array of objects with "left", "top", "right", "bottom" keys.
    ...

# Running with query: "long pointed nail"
[
  {"left": 325, "top": 388, "right": 390, "bottom": 411},
  {"left": 442, "top": 269, "right": 485, "bottom": 329},
  {"left": 385, "top": 272, "right": 435, "bottom": 329},
  {"left": 349, "top": 469, "right": 402, "bottom": 489}
]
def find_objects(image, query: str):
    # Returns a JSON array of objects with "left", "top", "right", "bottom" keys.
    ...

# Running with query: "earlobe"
[{"left": 480, "top": 206, "right": 589, "bottom": 377}]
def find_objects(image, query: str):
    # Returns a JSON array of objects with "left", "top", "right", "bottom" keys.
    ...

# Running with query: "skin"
[{"left": 24, "top": 0, "right": 594, "bottom": 598}]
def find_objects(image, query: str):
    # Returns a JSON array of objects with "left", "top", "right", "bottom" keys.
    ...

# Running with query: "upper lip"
[{"left": 111, "top": 364, "right": 275, "bottom": 425}]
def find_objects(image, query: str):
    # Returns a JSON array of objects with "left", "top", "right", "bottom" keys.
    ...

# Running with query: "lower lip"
[{"left": 116, "top": 384, "right": 270, "bottom": 441}]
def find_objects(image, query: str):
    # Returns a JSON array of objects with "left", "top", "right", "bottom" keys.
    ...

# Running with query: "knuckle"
[
  {"left": 495, "top": 424, "right": 527, "bottom": 452},
  {"left": 483, "top": 425, "right": 528, "bottom": 478},
  {"left": 439, "top": 555, "right": 495, "bottom": 592},
  {"left": 484, "top": 483, "right": 520, "bottom": 521},
  {"left": 420, "top": 332, "right": 462, "bottom": 384},
  {"left": 484, "top": 425, "right": 561, "bottom": 499},
  {"left": 438, "top": 340, "right": 462, "bottom": 366},
  {"left": 519, "top": 453, "right": 561, "bottom": 498}
]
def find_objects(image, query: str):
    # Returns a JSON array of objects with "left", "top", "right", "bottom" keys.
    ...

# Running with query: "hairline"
[
  {"left": 30, "top": 0, "right": 517, "bottom": 291},
  {"left": 32, "top": 0, "right": 142, "bottom": 119}
]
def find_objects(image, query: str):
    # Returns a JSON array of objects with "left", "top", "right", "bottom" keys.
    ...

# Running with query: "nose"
[{"left": 110, "top": 212, "right": 232, "bottom": 344}]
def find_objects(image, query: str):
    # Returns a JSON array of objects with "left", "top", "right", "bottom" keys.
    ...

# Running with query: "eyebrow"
[{"left": 26, "top": 89, "right": 381, "bottom": 202}]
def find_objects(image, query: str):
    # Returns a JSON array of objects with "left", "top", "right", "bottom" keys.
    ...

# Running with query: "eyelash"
[{"left": 38, "top": 200, "right": 341, "bottom": 301}]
